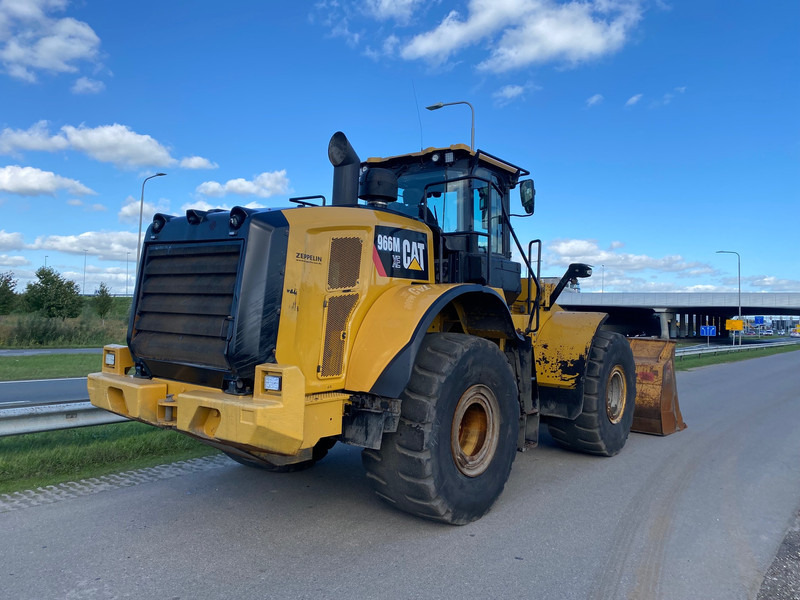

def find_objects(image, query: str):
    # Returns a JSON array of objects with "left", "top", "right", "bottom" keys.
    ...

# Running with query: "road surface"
[
  {"left": 1, "top": 352, "right": 799, "bottom": 599},
  {"left": 0, "top": 377, "right": 88, "bottom": 407}
]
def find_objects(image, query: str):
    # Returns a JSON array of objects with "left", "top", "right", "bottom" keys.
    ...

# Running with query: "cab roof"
[{"left": 365, "top": 144, "right": 528, "bottom": 179}]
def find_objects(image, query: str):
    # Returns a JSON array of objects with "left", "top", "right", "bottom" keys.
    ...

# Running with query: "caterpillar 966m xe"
[{"left": 88, "top": 132, "right": 685, "bottom": 524}]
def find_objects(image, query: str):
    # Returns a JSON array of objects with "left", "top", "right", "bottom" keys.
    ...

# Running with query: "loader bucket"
[{"left": 628, "top": 338, "right": 687, "bottom": 435}]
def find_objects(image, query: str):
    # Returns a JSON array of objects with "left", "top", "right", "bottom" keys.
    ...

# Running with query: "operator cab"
[{"left": 362, "top": 145, "right": 533, "bottom": 302}]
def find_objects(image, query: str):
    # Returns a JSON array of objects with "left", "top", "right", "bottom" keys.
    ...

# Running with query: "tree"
[
  {"left": 93, "top": 282, "right": 113, "bottom": 323},
  {"left": 24, "top": 267, "right": 83, "bottom": 319},
  {"left": 0, "top": 271, "right": 17, "bottom": 315}
]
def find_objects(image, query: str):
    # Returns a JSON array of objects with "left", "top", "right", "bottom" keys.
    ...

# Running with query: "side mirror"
[{"left": 519, "top": 179, "right": 535, "bottom": 215}]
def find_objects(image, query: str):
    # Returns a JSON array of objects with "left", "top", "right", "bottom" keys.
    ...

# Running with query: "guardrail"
[
  {"left": 1, "top": 339, "right": 798, "bottom": 437},
  {"left": 675, "top": 340, "right": 800, "bottom": 359},
  {"left": 0, "top": 401, "right": 127, "bottom": 437}
]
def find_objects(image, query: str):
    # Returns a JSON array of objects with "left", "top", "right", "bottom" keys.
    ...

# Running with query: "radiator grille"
[
  {"left": 132, "top": 242, "right": 241, "bottom": 371},
  {"left": 320, "top": 293, "right": 359, "bottom": 377},
  {"left": 328, "top": 237, "right": 362, "bottom": 289}
]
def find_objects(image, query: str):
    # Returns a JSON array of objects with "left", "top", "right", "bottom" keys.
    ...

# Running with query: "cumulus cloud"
[
  {"left": 586, "top": 93, "right": 604, "bottom": 107},
  {"left": 0, "top": 121, "right": 217, "bottom": 170},
  {"left": 196, "top": 170, "right": 289, "bottom": 198},
  {"left": 0, "top": 164, "right": 94, "bottom": 196},
  {"left": 400, "top": 0, "right": 642, "bottom": 72},
  {"left": 366, "top": 0, "right": 424, "bottom": 23},
  {"left": 181, "top": 200, "right": 266, "bottom": 212},
  {"left": 31, "top": 230, "right": 141, "bottom": 261},
  {"left": 0, "top": 0, "right": 102, "bottom": 82},
  {"left": 0, "top": 230, "right": 25, "bottom": 251},
  {"left": 0, "top": 253, "right": 30, "bottom": 267},
  {"left": 179, "top": 156, "right": 218, "bottom": 169},
  {"left": 118, "top": 195, "right": 170, "bottom": 225},
  {"left": 71, "top": 75, "right": 104, "bottom": 94},
  {"left": 546, "top": 238, "right": 711, "bottom": 274},
  {"left": 625, "top": 93, "right": 643, "bottom": 106}
]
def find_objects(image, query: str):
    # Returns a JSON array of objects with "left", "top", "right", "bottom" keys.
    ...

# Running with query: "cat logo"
[{"left": 373, "top": 226, "right": 429, "bottom": 281}]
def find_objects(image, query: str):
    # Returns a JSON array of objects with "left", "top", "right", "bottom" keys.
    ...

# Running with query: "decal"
[
  {"left": 296, "top": 252, "right": 322, "bottom": 264},
  {"left": 373, "top": 226, "right": 429, "bottom": 281}
]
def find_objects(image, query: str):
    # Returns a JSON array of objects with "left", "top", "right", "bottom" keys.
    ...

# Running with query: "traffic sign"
[
  {"left": 754, "top": 316, "right": 764, "bottom": 325},
  {"left": 726, "top": 319, "right": 743, "bottom": 331},
  {"left": 701, "top": 325, "right": 717, "bottom": 336}
]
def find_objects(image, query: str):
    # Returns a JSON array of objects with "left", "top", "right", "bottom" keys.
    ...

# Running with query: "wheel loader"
[{"left": 88, "top": 131, "right": 685, "bottom": 524}]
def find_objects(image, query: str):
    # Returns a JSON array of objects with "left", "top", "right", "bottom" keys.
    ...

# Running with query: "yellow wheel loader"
[{"left": 88, "top": 132, "right": 684, "bottom": 524}]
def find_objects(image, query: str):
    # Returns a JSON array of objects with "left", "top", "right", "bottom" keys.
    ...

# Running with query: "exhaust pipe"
[{"left": 328, "top": 131, "right": 361, "bottom": 206}]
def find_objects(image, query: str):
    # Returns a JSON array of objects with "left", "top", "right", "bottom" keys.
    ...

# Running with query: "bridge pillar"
[{"left": 654, "top": 308, "right": 673, "bottom": 340}]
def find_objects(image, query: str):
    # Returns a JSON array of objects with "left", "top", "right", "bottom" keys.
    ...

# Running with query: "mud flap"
[{"left": 628, "top": 338, "right": 687, "bottom": 435}]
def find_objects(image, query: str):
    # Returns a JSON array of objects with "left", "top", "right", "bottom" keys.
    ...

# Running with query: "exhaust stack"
[{"left": 328, "top": 132, "right": 361, "bottom": 206}]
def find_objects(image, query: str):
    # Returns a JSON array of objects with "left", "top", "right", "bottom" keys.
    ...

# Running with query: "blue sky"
[{"left": 1, "top": 0, "right": 798, "bottom": 295}]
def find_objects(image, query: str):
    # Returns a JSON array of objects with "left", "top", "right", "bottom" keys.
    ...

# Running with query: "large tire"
[
  {"left": 546, "top": 330, "right": 636, "bottom": 456},
  {"left": 362, "top": 333, "right": 519, "bottom": 525},
  {"left": 224, "top": 437, "right": 336, "bottom": 473}
]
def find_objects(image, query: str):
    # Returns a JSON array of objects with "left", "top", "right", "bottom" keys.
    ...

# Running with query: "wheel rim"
[
  {"left": 451, "top": 384, "right": 500, "bottom": 477},
  {"left": 606, "top": 366, "right": 627, "bottom": 424}
]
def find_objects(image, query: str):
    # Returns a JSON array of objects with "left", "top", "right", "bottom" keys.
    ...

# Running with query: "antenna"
[{"left": 412, "top": 80, "right": 423, "bottom": 151}]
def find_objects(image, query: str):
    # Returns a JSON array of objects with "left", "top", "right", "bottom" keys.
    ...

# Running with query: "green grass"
[
  {"left": 674, "top": 343, "right": 800, "bottom": 370},
  {"left": 0, "top": 421, "right": 219, "bottom": 495},
  {"left": 0, "top": 353, "right": 103, "bottom": 381}
]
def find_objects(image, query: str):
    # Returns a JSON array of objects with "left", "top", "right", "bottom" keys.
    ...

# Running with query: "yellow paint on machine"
[
  {"left": 88, "top": 348, "right": 348, "bottom": 455},
  {"left": 277, "top": 207, "right": 434, "bottom": 395}
]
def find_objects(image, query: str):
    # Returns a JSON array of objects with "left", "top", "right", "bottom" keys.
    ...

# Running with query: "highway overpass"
[{"left": 557, "top": 292, "right": 800, "bottom": 339}]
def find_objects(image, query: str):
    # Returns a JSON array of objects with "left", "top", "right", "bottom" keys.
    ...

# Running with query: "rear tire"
[
  {"left": 362, "top": 333, "right": 518, "bottom": 525},
  {"left": 546, "top": 330, "right": 635, "bottom": 456},
  {"left": 224, "top": 438, "right": 336, "bottom": 473}
]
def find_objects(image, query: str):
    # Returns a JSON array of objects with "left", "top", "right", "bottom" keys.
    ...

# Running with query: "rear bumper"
[{"left": 87, "top": 347, "right": 348, "bottom": 455}]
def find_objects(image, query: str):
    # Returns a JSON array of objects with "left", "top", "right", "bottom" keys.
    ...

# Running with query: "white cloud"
[
  {"left": 181, "top": 200, "right": 265, "bottom": 212},
  {"left": 0, "top": 164, "right": 94, "bottom": 196},
  {"left": 0, "top": 120, "right": 68, "bottom": 154},
  {"left": 118, "top": 195, "right": 170, "bottom": 225},
  {"left": 179, "top": 155, "right": 218, "bottom": 169},
  {"left": 196, "top": 170, "right": 289, "bottom": 198},
  {"left": 0, "top": 229, "right": 26, "bottom": 251},
  {"left": 71, "top": 75, "right": 104, "bottom": 94},
  {"left": 0, "top": 1, "right": 102, "bottom": 82},
  {"left": 61, "top": 123, "right": 175, "bottom": 168},
  {"left": 586, "top": 93, "right": 604, "bottom": 107},
  {"left": 546, "top": 238, "right": 710, "bottom": 273},
  {"left": 400, "top": 0, "right": 642, "bottom": 72},
  {"left": 493, "top": 84, "right": 526, "bottom": 106},
  {"left": 67, "top": 198, "right": 82, "bottom": 206},
  {"left": 366, "top": 0, "right": 424, "bottom": 23},
  {"left": 625, "top": 93, "right": 643, "bottom": 106},
  {"left": 31, "top": 230, "right": 141, "bottom": 261},
  {"left": 0, "top": 253, "right": 29, "bottom": 267},
  {"left": 0, "top": 121, "right": 216, "bottom": 171}
]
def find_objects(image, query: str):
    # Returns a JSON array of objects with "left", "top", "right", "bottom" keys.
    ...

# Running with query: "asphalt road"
[
  {"left": 1, "top": 352, "right": 799, "bottom": 600},
  {"left": 0, "top": 377, "right": 88, "bottom": 407}
]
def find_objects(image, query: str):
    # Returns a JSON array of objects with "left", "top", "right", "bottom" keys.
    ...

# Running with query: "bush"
[{"left": 24, "top": 267, "right": 83, "bottom": 319}]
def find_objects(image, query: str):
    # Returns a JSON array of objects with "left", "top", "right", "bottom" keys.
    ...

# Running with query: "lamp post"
[
  {"left": 44, "top": 255, "right": 48, "bottom": 268},
  {"left": 716, "top": 250, "right": 741, "bottom": 345},
  {"left": 83, "top": 249, "right": 88, "bottom": 295},
  {"left": 425, "top": 101, "right": 475, "bottom": 150},
  {"left": 137, "top": 173, "right": 167, "bottom": 270},
  {"left": 126, "top": 252, "right": 130, "bottom": 297},
  {"left": 601, "top": 264, "right": 605, "bottom": 293}
]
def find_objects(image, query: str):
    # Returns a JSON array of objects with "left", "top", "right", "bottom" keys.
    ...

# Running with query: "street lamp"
[
  {"left": 137, "top": 172, "right": 167, "bottom": 270},
  {"left": 83, "top": 249, "right": 88, "bottom": 295},
  {"left": 426, "top": 101, "right": 475, "bottom": 151},
  {"left": 44, "top": 255, "right": 48, "bottom": 268},
  {"left": 601, "top": 264, "right": 605, "bottom": 293},
  {"left": 716, "top": 250, "right": 741, "bottom": 345},
  {"left": 126, "top": 251, "right": 130, "bottom": 297}
]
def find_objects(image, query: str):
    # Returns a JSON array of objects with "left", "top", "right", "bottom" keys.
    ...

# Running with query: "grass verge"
[
  {"left": 0, "top": 353, "right": 102, "bottom": 381},
  {"left": 674, "top": 344, "right": 800, "bottom": 371},
  {"left": 0, "top": 421, "right": 218, "bottom": 495}
]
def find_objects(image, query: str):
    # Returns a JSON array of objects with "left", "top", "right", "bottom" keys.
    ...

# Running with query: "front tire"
[
  {"left": 362, "top": 333, "right": 519, "bottom": 525},
  {"left": 546, "top": 330, "right": 636, "bottom": 456}
]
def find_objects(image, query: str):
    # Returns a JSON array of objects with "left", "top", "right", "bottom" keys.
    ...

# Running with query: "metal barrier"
[
  {"left": 0, "top": 401, "right": 127, "bottom": 437},
  {"left": 675, "top": 340, "right": 800, "bottom": 359}
]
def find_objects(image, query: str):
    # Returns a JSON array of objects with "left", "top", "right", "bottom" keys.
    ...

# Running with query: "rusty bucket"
[{"left": 628, "top": 338, "right": 687, "bottom": 435}]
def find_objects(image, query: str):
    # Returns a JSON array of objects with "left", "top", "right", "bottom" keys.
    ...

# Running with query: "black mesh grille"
[
  {"left": 131, "top": 242, "right": 241, "bottom": 371},
  {"left": 320, "top": 293, "right": 359, "bottom": 377},
  {"left": 328, "top": 237, "right": 362, "bottom": 289}
]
